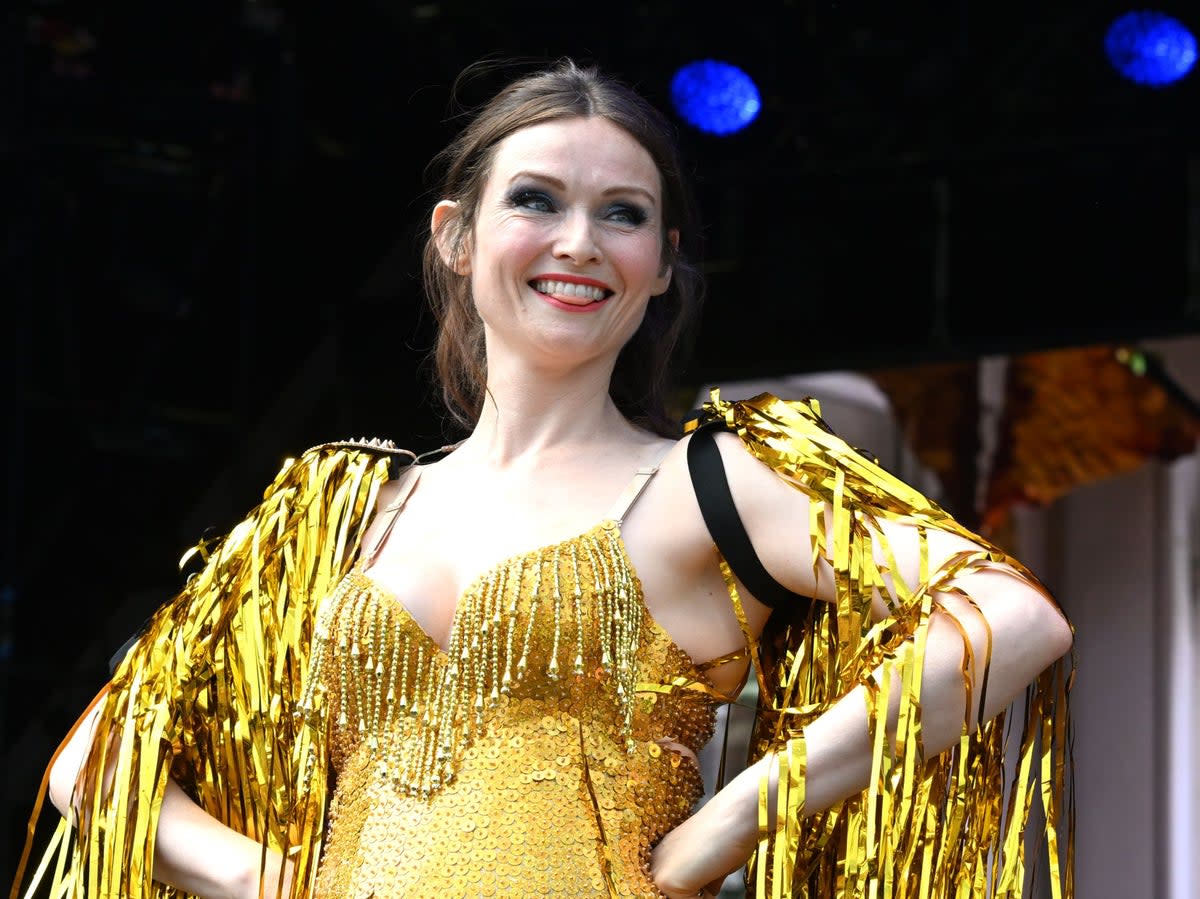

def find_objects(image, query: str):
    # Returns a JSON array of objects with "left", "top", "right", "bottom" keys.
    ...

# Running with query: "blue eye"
[
  {"left": 508, "top": 189, "right": 556, "bottom": 213},
  {"left": 606, "top": 204, "right": 648, "bottom": 226}
]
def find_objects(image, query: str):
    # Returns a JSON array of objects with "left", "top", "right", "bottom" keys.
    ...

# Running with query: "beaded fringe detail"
[{"left": 299, "top": 520, "right": 643, "bottom": 798}]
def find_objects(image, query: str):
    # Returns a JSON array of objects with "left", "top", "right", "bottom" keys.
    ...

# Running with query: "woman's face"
[{"left": 440, "top": 116, "right": 674, "bottom": 375}]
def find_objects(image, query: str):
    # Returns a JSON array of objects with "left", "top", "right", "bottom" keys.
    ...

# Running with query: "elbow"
[
  {"left": 1022, "top": 586, "right": 1073, "bottom": 675},
  {"left": 46, "top": 696, "right": 107, "bottom": 819},
  {"left": 47, "top": 726, "right": 96, "bottom": 820},
  {"left": 989, "top": 567, "right": 1074, "bottom": 671},
  {"left": 47, "top": 750, "right": 79, "bottom": 819},
  {"left": 1044, "top": 602, "right": 1074, "bottom": 664}
]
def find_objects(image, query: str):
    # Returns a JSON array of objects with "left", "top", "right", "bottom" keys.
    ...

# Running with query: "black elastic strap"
[
  {"left": 687, "top": 424, "right": 807, "bottom": 611},
  {"left": 109, "top": 615, "right": 152, "bottom": 675}
]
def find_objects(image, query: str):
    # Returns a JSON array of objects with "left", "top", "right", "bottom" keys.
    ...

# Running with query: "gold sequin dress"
[
  {"left": 14, "top": 394, "right": 1074, "bottom": 899},
  {"left": 308, "top": 469, "right": 722, "bottom": 898}
]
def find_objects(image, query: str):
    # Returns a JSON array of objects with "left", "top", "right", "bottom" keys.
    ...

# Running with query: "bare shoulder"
[
  {"left": 702, "top": 430, "right": 812, "bottom": 528},
  {"left": 621, "top": 433, "right": 771, "bottom": 677},
  {"left": 360, "top": 465, "right": 420, "bottom": 545},
  {"left": 650, "top": 429, "right": 796, "bottom": 525},
  {"left": 370, "top": 479, "right": 403, "bottom": 514},
  {"left": 647, "top": 429, "right": 819, "bottom": 602},
  {"left": 624, "top": 434, "right": 708, "bottom": 556}
]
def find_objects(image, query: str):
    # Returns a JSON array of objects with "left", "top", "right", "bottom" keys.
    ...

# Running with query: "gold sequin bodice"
[{"left": 306, "top": 519, "right": 719, "bottom": 899}]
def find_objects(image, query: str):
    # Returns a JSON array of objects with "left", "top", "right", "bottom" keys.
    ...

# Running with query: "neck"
[{"left": 454, "top": 348, "right": 640, "bottom": 468}]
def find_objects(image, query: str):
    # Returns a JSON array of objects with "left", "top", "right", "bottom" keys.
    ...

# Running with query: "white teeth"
[{"left": 532, "top": 279, "right": 608, "bottom": 301}]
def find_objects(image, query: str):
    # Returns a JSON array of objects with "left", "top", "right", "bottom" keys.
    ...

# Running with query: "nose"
[{"left": 552, "top": 209, "right": 602, "bottom": 265}]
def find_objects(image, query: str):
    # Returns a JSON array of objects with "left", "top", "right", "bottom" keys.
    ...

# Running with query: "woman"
[{"left": 20, "top": 59, "right": 1073, "bottom": 899}]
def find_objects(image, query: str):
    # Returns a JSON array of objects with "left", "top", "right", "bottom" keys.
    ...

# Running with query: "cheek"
[
  {"left": 617, "top": 235, "right": 668, "bottom": 285},
  {"left": 474, "top": 219, "right": 546, "bottom": 277}
]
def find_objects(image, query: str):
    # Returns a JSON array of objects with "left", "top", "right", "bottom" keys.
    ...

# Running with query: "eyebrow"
[{"left": 508, "top": 170, "right": 659, "bottom": 206}]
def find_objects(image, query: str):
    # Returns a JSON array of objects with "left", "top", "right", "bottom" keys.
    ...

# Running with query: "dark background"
[{"left": 3, "top": 0, "right": 1197, "bottom": 883}]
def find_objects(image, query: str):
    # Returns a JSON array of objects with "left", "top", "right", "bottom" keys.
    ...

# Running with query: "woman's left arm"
[{"left": 650, "top": 429, "right": 1074, "bottom": 897}]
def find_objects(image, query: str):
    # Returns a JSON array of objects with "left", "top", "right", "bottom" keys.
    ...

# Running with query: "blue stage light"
[
  {"left": 1105, "top": 11, "right": 1197, "bottom": 87},
  {"left": 670, "top": 60, "right": 761, "bottom": 135}
]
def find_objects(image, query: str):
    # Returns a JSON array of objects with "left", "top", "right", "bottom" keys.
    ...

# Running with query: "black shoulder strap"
[
  {"left": 109, "top": 617, "right": 152, "bottom": 675},
  {"left": 687, "top": 423, "right": 807, "bottom": 611}
]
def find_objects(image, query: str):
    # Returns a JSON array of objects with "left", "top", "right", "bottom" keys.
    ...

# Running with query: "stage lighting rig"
[
  {"left": 669, "top": 59, "right": 761, "bottom": 136},
  {"left": 1105, "top": 10, "right": 1197, "bottom": 87}
]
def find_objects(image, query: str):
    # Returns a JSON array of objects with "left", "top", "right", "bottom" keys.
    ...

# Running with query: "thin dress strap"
[
  {"left": 603, "top": 445, "right": 673, "bottom": 526},
  {"left": 360, "top": 465, "right": 423, "bottom": 569}
]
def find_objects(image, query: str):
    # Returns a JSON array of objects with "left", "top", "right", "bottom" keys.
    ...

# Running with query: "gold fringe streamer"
[
  {"left": 12, "top": 398, "right": 1074, "bottom": 899},
  {"left": 13, "top": 444, "right": 396, "bottom": 899},
  {"left": 690, "top": 391, "right": 1074, "bottom": 899}
]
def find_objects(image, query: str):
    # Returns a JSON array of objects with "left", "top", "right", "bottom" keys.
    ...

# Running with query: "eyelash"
[
  {"left": 607, "top": 204, "right": 648, "bottom": 226},
  {"left": 506, "top": 189, "right": 648, "bottom": 227},
  {"left": 508, "top": 189, "right": 555, "bottom": 213}
]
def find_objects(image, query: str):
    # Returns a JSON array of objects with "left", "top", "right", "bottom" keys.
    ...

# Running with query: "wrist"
[
  {"left": 228, "top": 848, "right": 260, "bottom": 899},
  {"left": 707, "top": 762, "right": 767, "bottom": 847},
  {"left": 230, "top": 844, "right": 288, "bottom": 899}
]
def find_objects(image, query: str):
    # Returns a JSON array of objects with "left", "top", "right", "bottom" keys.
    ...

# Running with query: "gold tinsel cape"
[
  {"left": 11, "top": 440, "right": 399, "bottom": 899},
  {"left": 12, "top": 394, "right": 1073, "bottom": 899}
]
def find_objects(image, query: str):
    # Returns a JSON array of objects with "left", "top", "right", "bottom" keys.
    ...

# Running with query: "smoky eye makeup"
[
  {"left": 503, "top": 183, "right": 653, "bottom": 227},
  {"left": 505, "top": 187, "right": 556, "bottom": 213},
  {"left": 605, "top": 203, "right": 649, "bottom": 226}
]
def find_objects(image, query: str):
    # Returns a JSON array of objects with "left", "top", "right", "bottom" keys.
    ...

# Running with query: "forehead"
[{"left": 486, "top": 117, "right": 662, "bottom": 199}]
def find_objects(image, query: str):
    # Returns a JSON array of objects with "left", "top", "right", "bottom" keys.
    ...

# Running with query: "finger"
[{"left": 653, "top": 737, "right": 699, "bottom": 767}]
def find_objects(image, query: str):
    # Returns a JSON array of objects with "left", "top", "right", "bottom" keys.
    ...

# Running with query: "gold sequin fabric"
[{"left": 307, "top": 521, "right": 717, "bottom": 899}]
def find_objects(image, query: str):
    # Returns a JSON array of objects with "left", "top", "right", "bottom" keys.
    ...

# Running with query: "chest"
[
  {"left": 362, "top": 513, "right": 614, "bottom": 650},
  {"left": 359, "top": 460, "right": 661, "bottom": 639},
  {"left": 355, "top": 453, "right": 758, "bottom": 698},
  {"left": 307, "top": 522, "right": 697, "bottom": 792}
]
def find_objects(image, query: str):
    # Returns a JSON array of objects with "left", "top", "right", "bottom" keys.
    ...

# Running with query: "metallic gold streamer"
[
  {"left": 13, "top": 443, "right": 400, "bottom": 899},
  {"left": 12, "top": 396, "right": 1074, "bottom": 899},
  {"left": 690, "top": 391, "right": 1074, "bottom": 899}
]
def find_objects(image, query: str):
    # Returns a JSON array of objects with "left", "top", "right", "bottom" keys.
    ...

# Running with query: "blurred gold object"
[
  {"left": 868, "top": 360, "right": 981, "bottom": 526},
  {"left": 984, "top": 345, "right": 1200, "bottom": 530}
]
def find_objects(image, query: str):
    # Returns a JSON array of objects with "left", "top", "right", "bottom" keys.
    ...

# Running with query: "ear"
[
  {"left": 432, "top": 200, "right": 471, "bottom": 275},
  {"left": 652, "top": 228, "right": 680, "bottom": 296}
]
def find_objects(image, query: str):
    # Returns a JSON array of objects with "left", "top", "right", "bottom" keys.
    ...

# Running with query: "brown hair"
[{"left": 422, "top": 58, "right": 704, "bottom": 437}]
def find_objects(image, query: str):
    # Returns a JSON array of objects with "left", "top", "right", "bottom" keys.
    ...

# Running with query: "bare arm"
[
  {"left": 654, "top": 588, "right": 1071, "bottom": 896},
  {"left": 650, "top": 432, "right": 1073, "bottom": 896},
  {"left": 48, "top": 688, "right": 293, "bottom": 899}
]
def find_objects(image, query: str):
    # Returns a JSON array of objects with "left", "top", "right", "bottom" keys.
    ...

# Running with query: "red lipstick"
[{"left": 529, "top": 273, "right": 614, "bottom": 313}]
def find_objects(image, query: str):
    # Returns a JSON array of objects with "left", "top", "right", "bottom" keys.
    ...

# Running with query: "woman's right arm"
[{"left": 48, "top": 688, "right": 294, "bottom": 899}]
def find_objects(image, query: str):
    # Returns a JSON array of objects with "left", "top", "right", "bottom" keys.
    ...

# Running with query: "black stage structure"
[{"left": 3, "top": 0, "right": 1198, "bottom": 883}]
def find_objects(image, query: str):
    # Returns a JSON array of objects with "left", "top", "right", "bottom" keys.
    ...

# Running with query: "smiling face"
[{"left": 440, "top": 116, "right": 674, "bottom": 375}]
